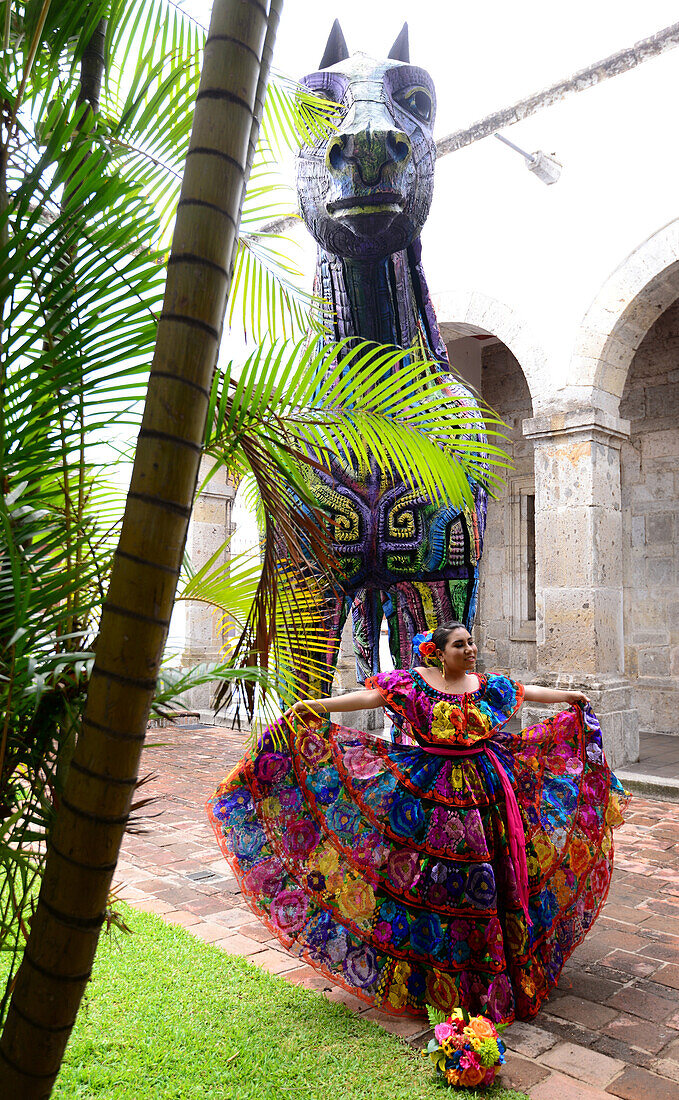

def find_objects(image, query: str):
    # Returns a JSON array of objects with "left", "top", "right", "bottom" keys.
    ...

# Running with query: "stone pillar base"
[
  {"left": 520, "top": 674, "right": 639, "bottom": 771},
  {"left": 178, "top": 646, "right": 224, "bottom": 713}
]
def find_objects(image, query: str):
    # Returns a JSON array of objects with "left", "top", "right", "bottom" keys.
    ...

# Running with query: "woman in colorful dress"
[{"left": 207, "top": 621, "right": 627, "bottom": 1024}]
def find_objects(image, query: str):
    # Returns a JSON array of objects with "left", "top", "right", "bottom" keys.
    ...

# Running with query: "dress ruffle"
[{"left": 207, "top": 695, "right": 627, "bottom": 1023}]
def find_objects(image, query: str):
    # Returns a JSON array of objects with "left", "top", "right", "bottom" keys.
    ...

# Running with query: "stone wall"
[
  {"left": 620, "top": 299, "right": 679, "bottom": 734},
  {"left": 459, "top": 339, "right": 536, "bottom": 679}
]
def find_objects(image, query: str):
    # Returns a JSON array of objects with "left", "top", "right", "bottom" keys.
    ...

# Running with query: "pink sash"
[{"left": 417, "top": 741, "right": 531, "bottom": 924}]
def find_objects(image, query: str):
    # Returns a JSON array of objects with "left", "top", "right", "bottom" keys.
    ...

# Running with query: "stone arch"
[
  {"left": 434, "top": 291, "right": 539, "bottom": 682},
  {"left": 432, "top": 289, "right": 548, "bottom": 412},
  {"left": 571, "top": 218, "right": 679, "bottom": 410}
]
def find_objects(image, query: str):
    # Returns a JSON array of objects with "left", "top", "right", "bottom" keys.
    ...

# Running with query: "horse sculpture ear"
[
  {"left": 388, "top": 23, "right": 410, "bottom": 62},
  {"left": 319, "top": 19, "right": 350, "bottom": 69}
]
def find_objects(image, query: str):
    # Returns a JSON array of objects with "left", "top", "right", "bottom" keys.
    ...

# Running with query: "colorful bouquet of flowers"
[{"left": 423, "top": 1006, "right": 507, "bottom": 1088}]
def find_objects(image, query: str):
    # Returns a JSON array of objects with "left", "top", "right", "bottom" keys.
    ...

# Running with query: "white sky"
[{"left": 190, "top": 0, "right": 679, "bottom": 139}]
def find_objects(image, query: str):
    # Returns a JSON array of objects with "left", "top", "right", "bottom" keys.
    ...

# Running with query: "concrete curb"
[{"left": 616, "top": 770, "right": 679, "bottom": 803}]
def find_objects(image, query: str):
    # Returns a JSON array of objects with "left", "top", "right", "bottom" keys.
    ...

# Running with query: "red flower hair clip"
[{"left": 413, "top": 631, "right": 438, "bottom": 662}]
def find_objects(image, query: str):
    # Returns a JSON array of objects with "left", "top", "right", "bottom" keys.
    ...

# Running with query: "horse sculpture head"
[{"left": 296, "top": 21, "right": 437, "bottom": 262}]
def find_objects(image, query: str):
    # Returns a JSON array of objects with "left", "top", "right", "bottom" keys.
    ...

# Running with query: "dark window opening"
[{"left": 526, "top": 493, "right": 536, "bottom": 621}]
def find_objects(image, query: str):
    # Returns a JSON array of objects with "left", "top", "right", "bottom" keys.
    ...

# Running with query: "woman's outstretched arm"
[
  {"left": 283, "top": 689, "right": 383, "bottom": 723},
  {"left": 523, "top": 685, "right": 589, "bottom": 705}
]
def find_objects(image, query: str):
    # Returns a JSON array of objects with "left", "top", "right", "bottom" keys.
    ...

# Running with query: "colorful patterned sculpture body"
[{"left": 296, "top": 23, "right": 487, "bottom": 687}]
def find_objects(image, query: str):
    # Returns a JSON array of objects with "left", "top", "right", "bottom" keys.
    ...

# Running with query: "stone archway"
[
  {"left": 434, "top": 293, "right": 539, "bottom": 685},
  {"left": 433, "top": 289, "right": 548, "bottom": 411},
  {"left": 569, "top": 218, "right": 679, "bottom": 411}
]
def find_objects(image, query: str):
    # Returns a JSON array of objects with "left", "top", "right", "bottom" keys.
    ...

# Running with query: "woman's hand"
[
  {"left": 566, "top": 690, "right": 590, "bottom": 706},
  {"left": 282, "top": 699, "right": 326, "bottom": 725},
  {"left": 524, "top": 685, "right": 590, "bottom": 706}
]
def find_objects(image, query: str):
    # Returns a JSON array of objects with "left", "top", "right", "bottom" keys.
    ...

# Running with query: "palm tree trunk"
[{"left": 0, "top": 0, "right": 282, "bottom": 1094}]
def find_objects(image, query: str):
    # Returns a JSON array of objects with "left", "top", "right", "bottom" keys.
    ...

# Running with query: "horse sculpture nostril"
[
  {"left": 327, "top": 134, "right": 346, "bottom": 172},
  {"left": 387, "top": 130, "right": 411, "bottom": 165}
]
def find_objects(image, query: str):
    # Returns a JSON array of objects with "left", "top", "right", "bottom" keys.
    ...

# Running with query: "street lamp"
[{"left": 494, "top": 132, "right": 562, "bottom": 185}]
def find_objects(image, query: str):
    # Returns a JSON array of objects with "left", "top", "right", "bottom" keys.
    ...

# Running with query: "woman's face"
[{"left": 436, "top": 628, "right": 477, "bottom": 673}]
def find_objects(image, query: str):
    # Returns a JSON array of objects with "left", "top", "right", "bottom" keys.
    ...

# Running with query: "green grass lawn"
[{"left": 42, "top": 904, "right": 528, "bottom": 1100}]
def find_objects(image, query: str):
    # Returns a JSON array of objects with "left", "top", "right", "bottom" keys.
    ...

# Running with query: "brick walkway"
[{"left": 114, "top": 721, "right": 679, "bottom": 1100}]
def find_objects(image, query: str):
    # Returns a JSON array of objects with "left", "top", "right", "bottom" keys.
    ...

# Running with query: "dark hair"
[{"left": 431, "top": 621, "right": 468, "bottom": 652}]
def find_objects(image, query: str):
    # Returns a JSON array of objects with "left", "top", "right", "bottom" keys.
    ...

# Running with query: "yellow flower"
[
  {"left": 317, "top": 844, "right": 340, "bottom": 877},
  {"left": 450, "top": 764, "right": 464, "bottom": 790},
  {"left": 393, "top": 960, "right": 411, "bottom": 985},
  {"left": 533, "top": 833, "right": 556, "bottom": 872},
  {"left": 387, "top": 964, "right": 411, "bottom": 1009},
  {"left": 430, "top": 700, "right": 465, "bottom": 741},
  {"left": 526, "top": 853, "right": 540, "bottom": 877},
  {"left": 337, "top": 878, "right": 376, "bottom": 923},
  {"left": 606, "top": 796, "right": 624, "bottom": 827}
]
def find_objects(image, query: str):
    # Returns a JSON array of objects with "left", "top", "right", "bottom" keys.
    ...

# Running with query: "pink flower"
[
  {"left": 434, "top": 1021, "right": 457, "bottom": 1044},
  {"left": 297, "top": 730, "right": 330, "bottom": 767},
  {"left": 270, "top": 889, "right": 308, "bottom": 933},
  {"left": 243, "top": 858, "right": 285, "bottom": 897},
  {"left": 373, "top": 920, "right": 392, "bottom": 945},
  {"left": 460, "top": 1050, "right": 482, "bottom": 1071},
  {"left": 342, "top": 744, "right": 383, "bottom": 780},
  {"left": 386, "top": 849, "right": 420, "bottom": 890}
]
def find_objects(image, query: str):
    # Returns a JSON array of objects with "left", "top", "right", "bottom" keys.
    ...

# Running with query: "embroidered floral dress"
[{"left": 207, "top": 670, "right": 627, "bottom": 1023}]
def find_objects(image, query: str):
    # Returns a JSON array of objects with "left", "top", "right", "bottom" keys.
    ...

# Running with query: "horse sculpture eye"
[{"left": 396, "top": 87, "right": 432, "bottom": 123}]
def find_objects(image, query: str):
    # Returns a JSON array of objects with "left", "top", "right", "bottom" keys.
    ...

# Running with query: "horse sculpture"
[{"left": 295, "top": 21, "right": 487, "bottom": 691}]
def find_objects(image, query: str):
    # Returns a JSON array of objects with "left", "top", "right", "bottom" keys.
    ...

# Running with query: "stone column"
[
  {"left": 522, "top": 409, "right": 639, "bottom": 768},
  {"left": 181, "top": 455, "right": 235, "bottom": 711}
]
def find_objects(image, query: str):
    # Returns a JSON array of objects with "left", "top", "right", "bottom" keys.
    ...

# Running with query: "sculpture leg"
[
  {"left": 349, "top": 586, "right": 384, "bottom": 684},
  {"left": 382, "top": 579, "right": 460, "bottom": 668}
]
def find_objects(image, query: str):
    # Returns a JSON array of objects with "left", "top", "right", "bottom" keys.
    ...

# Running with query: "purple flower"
[
  {"left": 464, "top": 812, "right": 486, "bottom": 850},
  {"left": 429, "top": 807, "right": 465, "bottom": 846},
  {"left": 343, "top": 945, "right": 379, "bottom": 988},
  {"left": 282, "top": 818, "right": 320, "bottom": 860},
  {"left": 464, "top": 864, "right": 497, "bottom": 908},
  {"left": 486, "top": 974, "right": 514, "bottom": 1020},
  {"left": 215, "top": 788, "right": 253, "bottom": 818}
]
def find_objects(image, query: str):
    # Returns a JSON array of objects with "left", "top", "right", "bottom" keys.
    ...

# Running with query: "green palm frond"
[
  {"left": 205, "top": 337, "right": 508, "bottom": 499},
  {"left": 262, "top": 71, "right": 343, "bottom": 158}
]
